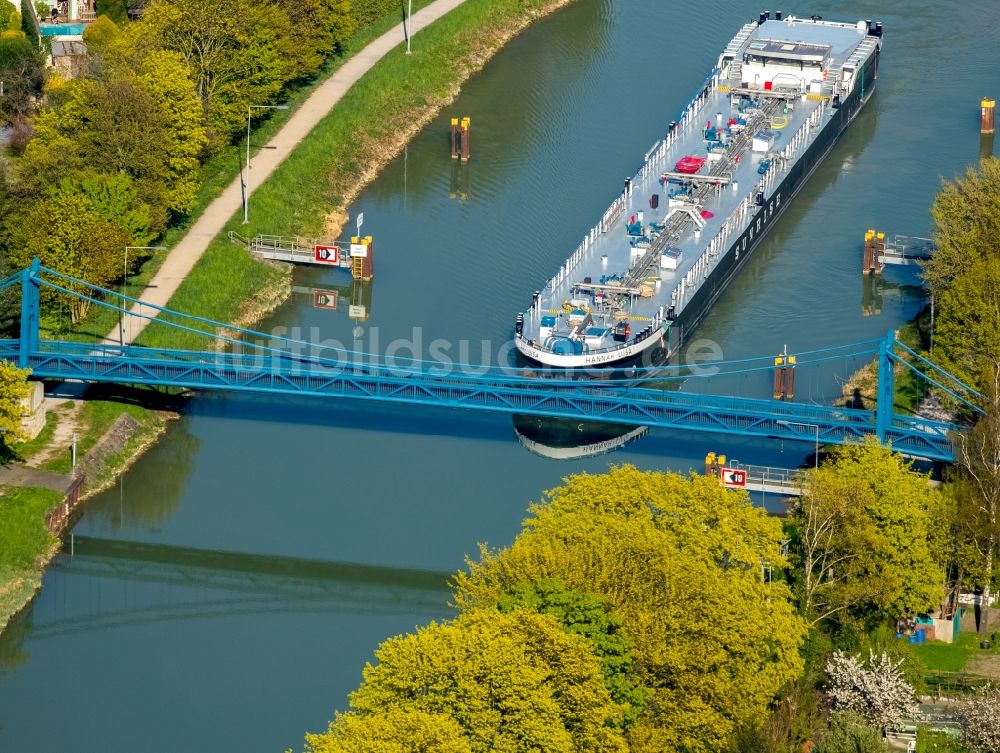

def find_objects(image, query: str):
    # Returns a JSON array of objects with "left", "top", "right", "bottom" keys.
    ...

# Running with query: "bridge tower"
[
  {"left": 18, "top": 258, "right": 40, "bottom": 369},
  {"left": 875, "top": 329, "right": 896, "bottom": 443}
]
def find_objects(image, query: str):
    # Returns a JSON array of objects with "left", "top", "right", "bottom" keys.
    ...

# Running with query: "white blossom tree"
[
  {"left": 825, "top": 649, "right": 918, "bottom": 732},
  {"left": 961, "top": 684, "right": 1000, "bottom": 753}
]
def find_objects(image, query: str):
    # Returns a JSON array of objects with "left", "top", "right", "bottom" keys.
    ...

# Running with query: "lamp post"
[
  {"left": 404, "top": 0, "right": 413, "bottom": 54},
  {"left": 776, "top": 420, "right": 820, "bottom": 470},
  {"left": 120, "top": 245, "right": 166, "bottom": 346},
  {"left": 244, "top": 104, "right": 289, "bottom": 224}
]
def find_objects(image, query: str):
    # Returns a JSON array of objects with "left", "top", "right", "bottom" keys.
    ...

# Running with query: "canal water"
[{"left": 2, "top": 1, "right": 996, "bottom": 750}]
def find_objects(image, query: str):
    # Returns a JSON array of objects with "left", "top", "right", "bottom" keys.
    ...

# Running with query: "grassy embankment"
[
  {"left": 0, "top": 487, "right": 61, "bottom": 632},
  {"left": 841, "top": 310, "right": 933, "bottom": 414},
  {"left": 0, "top": 396, "right": 171, "bottom": 631}
]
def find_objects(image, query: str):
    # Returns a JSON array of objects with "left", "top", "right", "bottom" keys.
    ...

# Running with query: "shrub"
[
  {"left": 8, "top": 10, "right": 22, "bottom": 31},
  {"left": 82, "top": 14, "right": 120, "bottom": 50},
  {"left": 95, "top": 0, "right": 127, "bottom": 24},
  {"left": 351, "top": 0, "right": 402, "bottom": 29}
]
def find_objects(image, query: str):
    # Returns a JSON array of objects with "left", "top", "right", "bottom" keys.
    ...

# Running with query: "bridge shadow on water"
[{"left": 1, "top": 536, "right": 453, "bottom": 653}]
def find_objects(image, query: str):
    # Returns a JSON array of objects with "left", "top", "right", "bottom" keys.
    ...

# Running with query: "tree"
[
  {"left": 124, "top": 49, "right": 207, "bottom": 213},
  {"left": 952, "top": 369, "right": 1000, "bottom": 634},
  {"left": 275, "top": 0, "right": 355, "bottom": 80},
  {"left": 815, "top": 712, "right": 888, "bottom": 753},
  {"left": 453, "top": 466, "right": 807, "bottom": 753},
  {"left": 931, "top": 254, "right": 1000, "bottom": 390},
  {"left": 799, "top": 441, "right": 945, "bottom": 621},
  {"left": 59, "top": 77, "right": 172, "bottom": 229},
  {"left": 82, "top": 15, "right": 121, "bottom": 53},
  {"left": 95, "top": 0, "right": 128, "bottom": 25},
  {"left": 329, "top": 609, "right": 627, "bottom": 753},
  {"left": 924, "top": 159, "right": 1000, "bottom": 295},
  {"left": 826, "top": 650, "right": 917, "bottom": 733},
  {"left": 306, "top": 709, "right": 472, "bottom": 753},
  {"left": 0, "top": 361, "right": 30, "bottom": 444},
  {"left": 792, "top": 469, "right": 888, "bottom": 625},
  {"left": 960, "top": 684, "right": 1000, "bottom": 753},
  {"left": 128, "top": 0, "right": 293, "bottom": 145},
  {"left": 6, "top": 175, "right": 150, "bottom": 319},
  {"left": 0, "top": 35, "right": 44, "bottom": 121},
  {"left": 495, "top": 579, "right": 646, "bottom": 728},
  {"left": 922, "top": 158, "right": 1000, "bottom": 390}
]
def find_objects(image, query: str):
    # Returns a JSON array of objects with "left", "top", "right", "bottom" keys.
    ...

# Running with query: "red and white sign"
[
  {"left": 721, "top": 468, "right": 747, "bottom": 488},
  {"left": 314, "top": 244, "right": 339, "bottom": 264},
  {"left": 312, "top": 290, "right": 338, "bottom": 310}
]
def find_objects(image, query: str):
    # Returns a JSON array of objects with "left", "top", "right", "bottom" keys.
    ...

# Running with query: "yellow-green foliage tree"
[
  {"left": 276, "top": 0, "right": 355, "bottom": 80},
  {"left": 495, "top": 580, "right": 647, "bottom": 729},
  {"left": 119, "top": 49, "right": 208, "bottom": 213},
  {"left": 923, "top": 157, "right": 1000, "bottom": 390},
  {"left": 308, "top": 609, "right": 628, "bottom": 753},
  {"left": 81, "top": 14, "right": 121, "bottom": 53},
  {"left": 307, "top": 709, "right": 472, "bottom": 753},
  {"left": 127, "top": 0, "right": 292, "bottom": 146},
  {"left": 16, "top": 64, "right": 205, "bottom": 222},
  {"left": 0, "top": 360, "right": 29, "bottom": 444},
  {"left": 793, "top": 440, "right": 945, "bottom": 625},
  {"left": 6, "top": 175, "right": 151, "bottom": 319},
  {"left": 453, "top": 466, "right": 807, "bottom": 752}
]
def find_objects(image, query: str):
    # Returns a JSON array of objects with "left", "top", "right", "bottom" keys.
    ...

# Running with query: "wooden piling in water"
[{"left": 982, "top": 98, "right": 996, "bottom": 134}]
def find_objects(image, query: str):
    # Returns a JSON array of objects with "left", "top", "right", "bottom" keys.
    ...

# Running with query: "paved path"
[
  {"left": 111, "top": 0, "right": 467, "bottom": 345},
  {"left": 0, "top": 464, "right": 76, "bottom": 494}
]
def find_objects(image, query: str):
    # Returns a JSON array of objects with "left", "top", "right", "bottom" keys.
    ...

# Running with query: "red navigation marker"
[
  {"left": 314, "top": 245, "right": 339, "bottom": 264},
  {"left": 721, "top": 468, "right": 747, "bottom": 488},
  {"left": 312, "top": 291, "right": 338, "bottom": 310}
]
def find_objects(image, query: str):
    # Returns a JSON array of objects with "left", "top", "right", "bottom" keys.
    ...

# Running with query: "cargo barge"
[{"left": 514, "top": 13, "right": 882, "bottom": 368}]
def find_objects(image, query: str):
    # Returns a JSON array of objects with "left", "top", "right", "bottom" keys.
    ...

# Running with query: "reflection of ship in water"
[
  {"left": 513, "top": 415, "right": 648, "bottom": 460},
  {"left": 292, "top": 279, "right": 374, "bottom": 321}
]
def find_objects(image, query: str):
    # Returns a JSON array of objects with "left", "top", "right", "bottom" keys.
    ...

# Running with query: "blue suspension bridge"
[{"left": 0, "top": 261, "right": 982, "bottom": 462}]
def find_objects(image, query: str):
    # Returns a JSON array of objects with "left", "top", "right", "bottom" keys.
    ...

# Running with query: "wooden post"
[
  {"left": 450, "top": 117, "right": 459, "bottom": 159},
  {"left": 460, "top": 117, "right": 471, "bottom": 162},
  {"left": 773, "top": 356, "right": 786, "bottom": 400},
  {"left": 982, "top": 98, "right": 996, "bottom": 134},
  {"left": 862, "top": 228, "right": 875, "bottom": 275}
]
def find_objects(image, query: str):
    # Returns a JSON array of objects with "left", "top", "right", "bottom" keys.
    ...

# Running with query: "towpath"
[{"left": 109, "top": 0, "right": 467, "bottom": 345}]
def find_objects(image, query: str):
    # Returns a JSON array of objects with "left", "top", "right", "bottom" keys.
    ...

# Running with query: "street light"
[
  {"left": 244, "top": 104, "right": 289, "bottom": 224},
  {"left": 403, "top": 0, "right": 413, "bottom": 54},
  {"left": 120, "top": 245, "right": 166, "bottom": 346},
  {"left": 776, "top": 420, "right": 820, "bottom": 470}
]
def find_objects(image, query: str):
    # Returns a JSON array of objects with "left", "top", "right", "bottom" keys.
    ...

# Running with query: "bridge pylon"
[{"left": 18, "top": 258, "right": 40, "bottom": 369}]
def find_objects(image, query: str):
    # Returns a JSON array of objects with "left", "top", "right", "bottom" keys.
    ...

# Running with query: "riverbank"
[
  {"left": 0, "top": 391, "right": 179, "bottom": 633},
  {"left": 840, "top": 308, "right": 940, "bottom": 416}
]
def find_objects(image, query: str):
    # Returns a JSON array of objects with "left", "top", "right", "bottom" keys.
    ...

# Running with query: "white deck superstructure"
[{"left": 515, "top": 14, "right": 882, "bottom": 368}]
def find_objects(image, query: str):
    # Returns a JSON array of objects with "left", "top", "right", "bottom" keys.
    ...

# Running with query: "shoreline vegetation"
[{"left": 0, "top": 0, "right": 580, "bottom": 637}]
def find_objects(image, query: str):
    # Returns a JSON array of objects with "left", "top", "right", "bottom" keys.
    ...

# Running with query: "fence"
[{"left": 44, "top": 475, "right": 86, "bottom": 535}]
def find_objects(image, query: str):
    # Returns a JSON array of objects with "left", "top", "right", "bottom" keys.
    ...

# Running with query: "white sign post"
[{"left": 356, "top": 213, "right": 364, "bottom": 233}]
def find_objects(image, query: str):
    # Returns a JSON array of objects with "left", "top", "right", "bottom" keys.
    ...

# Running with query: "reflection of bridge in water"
[{"left": 29, "top": 537, "right": 451, "bottom": 640}]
